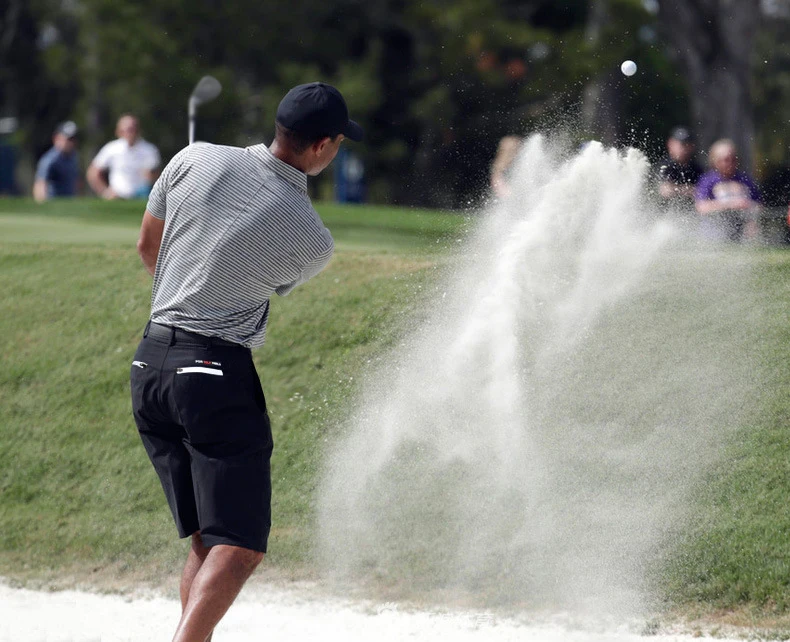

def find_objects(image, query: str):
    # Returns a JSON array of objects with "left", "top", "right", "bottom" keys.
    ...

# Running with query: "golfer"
[{"left": 130, "top": 82, "right": 362, "bottom": 642}]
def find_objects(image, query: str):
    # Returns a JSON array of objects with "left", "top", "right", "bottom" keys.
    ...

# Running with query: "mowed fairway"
[{"left": 2, "top": 199, "right": 790, "bottom": 628}]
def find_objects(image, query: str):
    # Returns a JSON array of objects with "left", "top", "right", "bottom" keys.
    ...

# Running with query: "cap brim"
[{"left": 344, "top": 120, "right": 364, "bottom": 142}]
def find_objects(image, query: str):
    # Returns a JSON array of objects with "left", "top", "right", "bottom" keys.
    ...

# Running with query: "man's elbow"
[{"left": 86, "top": 164, "right": 103, "bottom": 191}]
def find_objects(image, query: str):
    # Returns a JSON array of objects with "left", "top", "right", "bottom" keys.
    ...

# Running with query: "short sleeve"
[
  {"left": 91, "top": 142, "right": 114, "bottom": 170},
  {"left": 274, "top": 231, "right": 334, "bottom": 297},
  {"left": 35, "top": 151, "right": 55, "bottom": 181},
  {"left": 145, "top": 146, "right": 191, "bottom": 220},
  {"left": 695, "top": 173, "right": 715, "bottom": 201}
]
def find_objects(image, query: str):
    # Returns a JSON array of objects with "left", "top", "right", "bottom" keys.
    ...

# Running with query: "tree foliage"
[{"left": 657, "top": 0, "right": 762, "bottom": 172}]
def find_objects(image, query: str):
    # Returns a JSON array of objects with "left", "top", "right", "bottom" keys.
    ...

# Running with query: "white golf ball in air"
[{"left": 620, "top": 60, "right": 637, "bottom": 76}]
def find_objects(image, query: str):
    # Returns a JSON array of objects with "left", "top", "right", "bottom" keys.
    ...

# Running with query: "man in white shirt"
[{"left": 87, "top": 114, "right": 161, "bottom": 199}]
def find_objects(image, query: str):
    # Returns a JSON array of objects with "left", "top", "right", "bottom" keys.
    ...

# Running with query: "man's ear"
[{"left": 312, "top": 136, "right": 332, "bottom": 156}]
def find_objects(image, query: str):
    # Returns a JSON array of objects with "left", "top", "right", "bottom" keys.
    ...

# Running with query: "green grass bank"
[
  {"left": 0, "top": 199, "right": 465, "bottom": 580},
  {"left": 1, "top": 199, "right": 790, "bottom": 629}
]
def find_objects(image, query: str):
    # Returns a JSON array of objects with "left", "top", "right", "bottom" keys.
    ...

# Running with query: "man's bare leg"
[
  {"left": 181, "top": 533, "right": 211, "bottom": 608},
  {"left": 180, "top": 533, "right": 212, "bottom": 641},
  {"left": 172, "top": 543, "right": 264, "bottom": 642}
]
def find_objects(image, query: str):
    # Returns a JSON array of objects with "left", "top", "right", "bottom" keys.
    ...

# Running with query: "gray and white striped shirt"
[{"left": 146, "top": 142, "right": 334, "bottom": 348}]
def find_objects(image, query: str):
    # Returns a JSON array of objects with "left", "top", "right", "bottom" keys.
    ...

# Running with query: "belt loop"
[
  {"left": 143, "top": 320, "right": 151, "bottom": 338},
  {"left": 169, "top": 326, "right": 176, "bottom": 346}
]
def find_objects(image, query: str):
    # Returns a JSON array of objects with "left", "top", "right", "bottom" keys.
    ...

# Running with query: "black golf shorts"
[{"left": 130, "top": 324, "right": 273, "bottom": 553}]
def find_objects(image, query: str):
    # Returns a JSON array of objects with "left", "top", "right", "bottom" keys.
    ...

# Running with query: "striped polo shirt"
[{"left": 145, "top": 142, "right": 334, "bottom": 348}]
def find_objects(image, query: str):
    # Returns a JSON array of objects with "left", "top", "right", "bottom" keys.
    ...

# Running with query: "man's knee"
[
  {"left": 191, "top": 532, "right": 211, "bottom": 558},
  {"left": 212, "top": 544, "right": 264, "bottom": 574},
  {"left": 234, "top": 547, "right": 264, "bottom": 569},
  {"left": 246, "top": 550, "right": 264, "bottom": 569}
]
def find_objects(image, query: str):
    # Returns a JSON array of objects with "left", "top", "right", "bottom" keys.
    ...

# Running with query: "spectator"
[
  {"left": 490, "top": 135, "right": 523, "bottom": 199},
  {"left": 657, "top": 126, "right": 702, "bottom": 202},
  {"left": 33, "top": 121, "right": 80, "bottom": 203},
  {"left": 87, "top": 114, "right": 160, "bottom": 199},
  {"left": 696, "top": 138, "right": 761, "bottom": 242}
]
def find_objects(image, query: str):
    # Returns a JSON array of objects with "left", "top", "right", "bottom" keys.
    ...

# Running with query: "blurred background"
[{"left": 1, "top": 0, "right": 789, "bottom": 208}]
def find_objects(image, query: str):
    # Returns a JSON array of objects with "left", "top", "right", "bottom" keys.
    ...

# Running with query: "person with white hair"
[{"left": 695, "top": 138, "right": 761, "bottom": 241}]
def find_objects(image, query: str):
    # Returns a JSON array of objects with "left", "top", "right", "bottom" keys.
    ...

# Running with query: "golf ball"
[{"left": 620, "top": 60, "right": 637, "bottom": 76}]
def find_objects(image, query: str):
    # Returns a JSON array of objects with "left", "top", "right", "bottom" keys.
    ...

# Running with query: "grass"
[
  {"left": 656, "top": 253, "right": 790, "bottom": 618},
  {"left": 0, "top": 198, "right": 469, "bottom": 251},
  {"left": 2, "top": 198, "right": 790, "bottom": 630},
  {"left": 0, "top": 198, "right": 465, "bottom": 584}
]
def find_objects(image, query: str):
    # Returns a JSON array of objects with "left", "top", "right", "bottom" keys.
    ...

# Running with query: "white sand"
[{"left": 0, "top": 579, "right": 739, "bottom": 642}]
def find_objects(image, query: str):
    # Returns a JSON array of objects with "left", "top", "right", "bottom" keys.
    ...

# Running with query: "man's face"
[
  {"left": 117, "top": 117, "right": 140, "bottom": 144},
  {"left": 54, "top": 133, "right": 77, "bottom": 153},
  {"left": 668, "top": 138, "right": 694, "bottom": 163},
  {"left": 713, "top": 147, "right": 738, "bottom": 179},
  {"left": 306, "top": 134, "right": 345, "bottom": 176}
]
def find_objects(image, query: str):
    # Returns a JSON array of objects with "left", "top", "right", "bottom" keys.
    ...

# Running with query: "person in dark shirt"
[
  {"left": 657, "top": 127, "right": 703, "bottom": 203},
  {"left": 33, "top": 121, "right": 80, "bottom": 202}
]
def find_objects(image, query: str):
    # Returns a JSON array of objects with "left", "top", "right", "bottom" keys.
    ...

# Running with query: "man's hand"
[{"left": 659, "top": 181, "right": 695, "bottom": 200}]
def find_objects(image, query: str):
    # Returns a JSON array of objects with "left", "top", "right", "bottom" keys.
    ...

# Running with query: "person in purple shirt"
[{"left": 695, "top": 138, "right": 761, "bottom": 242}]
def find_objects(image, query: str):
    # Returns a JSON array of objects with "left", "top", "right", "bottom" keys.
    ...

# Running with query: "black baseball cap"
[
  {"left": 670, "top": 126, "right": 695, "bottom": 143},
  {"left": 276, "top": 82, "right": 363, "bottom": 142}
]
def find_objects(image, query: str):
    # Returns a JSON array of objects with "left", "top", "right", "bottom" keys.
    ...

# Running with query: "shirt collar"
[
  {"left": 247, "top": 144, "right": 307, "bottom": 193},
  {"left": 119, "top": 138, "right": 143, "bottom": 149}
]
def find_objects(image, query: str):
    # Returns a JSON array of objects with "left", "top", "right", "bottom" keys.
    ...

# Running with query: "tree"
[
  {"left": 13, "top": 0, "right": 786, "bottom": 206},
  {"left": 753, "top": 4, "right": 790, "bottom": 201},
  {"left": 582, "top": 0, "right": 621, "bottom": 144},
  {"left": 657, "top": 0, "right": 761, "bottom": 172}
]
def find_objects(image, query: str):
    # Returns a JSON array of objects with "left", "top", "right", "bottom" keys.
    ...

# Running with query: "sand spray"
[{"left": 317, "top": 135, "right": 763, "bottom": 615}]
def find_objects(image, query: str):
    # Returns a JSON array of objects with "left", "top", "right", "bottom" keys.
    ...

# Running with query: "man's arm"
[
  {"left": 87, "top": 143, "right": 118, "bottom": 199},
  {"left": 695, "top": 197, "right": 757, "bottom": 215},
  {"left": 136, "top": 146, "right": 189, "bottom": 274},
  {"left": 87, "top": 163, "right": 116, "bottom": 199},
  {"left": 33, "top": 153, "right": 53, "bottom": 203},
  {"left": 33, "top": 179, "right": 49, "bottom": 203},
  {"left": 659, "top": 180, "right": 696, "bottom": 199},
  {"left": 137, "top": 210, "right": 165, "bottom": 276}
]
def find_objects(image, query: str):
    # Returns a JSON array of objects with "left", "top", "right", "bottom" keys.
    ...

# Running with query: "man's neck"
[{"left": 269, "top": 139, "right": 307, "bottom": 174}]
